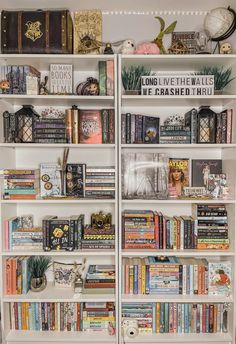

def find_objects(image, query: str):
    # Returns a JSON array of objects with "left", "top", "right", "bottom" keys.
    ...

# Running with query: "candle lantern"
[
  {"left": 197, "top": 105, "right": 217, "bottom": 144},
  {"left": 15, "top": 105, "right": 40, "bottom": 143}
]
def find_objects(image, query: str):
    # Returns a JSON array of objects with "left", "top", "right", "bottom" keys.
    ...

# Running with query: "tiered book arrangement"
[
  {"left": 85, "top": 166, "right": 115, "bottom": 199},
  {"left": 9, "top": 302, "right": 115, "bottom": 332},
  {"left": 122, "top": 205, "right": 229, "bottom": 250},
  {"left": 121, "top": 108, "right": 233, "bottom": 144},
  {"left": 34, "top": 117, "right": 66, "bottom": 144},
  {"left": 122, "top": 256, "right": 231, "bottom": 296},
  {"left": 3, "top": 169, "right": 39, "bottom": 200},
  {"left": 122, "top": 303, "right": 228, "bottom": 334},
  {"left": 4, "top": 211, "right": 114, "bottom": 252},
  {"left": 83, "top": 265, "right": 115, "bottom": 294}
]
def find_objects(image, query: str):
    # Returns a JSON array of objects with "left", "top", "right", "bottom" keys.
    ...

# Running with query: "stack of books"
[
  {"left": 34, "top": 118, "right": 66, "bottom": 143},
  {"left": 5, "top": 256, "right": 31, "bottom": 295},
  {"left": 83, "top": 265, "right": 115, "bottom": 294},
  {"left": 196, "top": 204, "right": 229, "bottom": 249},
  {"left": 3, "top": 169, "right": 39, "bottom": 200},
  {"left": 81, "top": 224, "right": 115, "bottom": 250},
  {"left": 122, "top": 303, "right": 153, "bottom": 334},
  {"left": 122, "top": 302, "right": 228, "bottom": 334},
  {"left": 123, "top": 256, "right": 214, "bottom": 295},
  {"left": 82, "top": 302, "right": 115, "bottom": 333},
  {"left": 9, "top": 302, "right": 82, "bottom": 331},
  {"left": 121, "top": 113, "right": 160, "bottom": 144},
  {"left": 85, "top": 166, "right": 115, "bottom": 199},
  {"left": 122, "top": 210, "right": 156, "bottom": 249},
  {"left": 42, "top": 215, "right": 84, "bottom": 251},
  {"left": 159, "top": 125, "right": 191, "bottom": 144}
]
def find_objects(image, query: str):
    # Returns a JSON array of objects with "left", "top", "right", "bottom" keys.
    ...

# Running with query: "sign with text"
[
  {"left": 50, "top": 64, "right": 73, "bottom": 94},
  {"left": 141, "top": 75, "right": 214, "bottom": 96}
]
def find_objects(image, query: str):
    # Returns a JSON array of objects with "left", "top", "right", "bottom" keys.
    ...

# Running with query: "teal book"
[{"left": 99, "top": 61, "right": 107, "bottom": 95}]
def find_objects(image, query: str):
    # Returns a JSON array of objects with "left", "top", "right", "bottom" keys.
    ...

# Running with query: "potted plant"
[
  {"left": 28, "top": 256, "right": 51, "bottom": 292},
  {"left": 196, "top": 66, "right": 235, "bottom": 94},
  {"left": 122, "top": 65, "right": 151, "bottom": 95}
]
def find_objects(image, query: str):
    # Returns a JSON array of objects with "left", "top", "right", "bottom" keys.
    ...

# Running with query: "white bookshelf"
[
  {"left": 0, "top": 54, "right": 119, "bottom": 344},
  {"left": 118, "top": 52, "right": 236, "bottom": 344}
]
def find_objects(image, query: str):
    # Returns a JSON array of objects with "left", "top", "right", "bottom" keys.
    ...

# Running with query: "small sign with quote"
[
  {"left": 141, "top": 75, "right": 214, "bottom": 96},
  {"left": 50, "top": 64, "right": 73, "bottom": 94}
]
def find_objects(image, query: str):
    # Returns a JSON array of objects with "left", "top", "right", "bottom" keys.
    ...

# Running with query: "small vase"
[
  {"left": 31, "top": 275, "right": 47, "bottom": 292},
  {"left": 124, "top": 90, "right": 140, "bottom": 95}
]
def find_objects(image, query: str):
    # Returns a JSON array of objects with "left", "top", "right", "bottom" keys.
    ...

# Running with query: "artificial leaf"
[
  {"left": 164, "top": 20, "right": 177, "bottom": 34},
  {"left": 155, "top": 16, "right": 165, "bottom": 31},
  {"left": 158, "top": 32, "right": 165, "bottom": 39}
]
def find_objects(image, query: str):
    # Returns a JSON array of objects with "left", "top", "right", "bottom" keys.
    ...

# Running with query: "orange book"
[
  {"left": 106, "top": 60, "right": 114, "bottom": 96},
  {"left": 5, "top": 258, "right": 12, "bottom": 294},
  {"left": 12, "top": 258, "right": 17, "bottom": 294},
  {"left": 76, "top": 303, "right": 81, "bottom": 331},
  {"left": 79, "top": 110, "right": 102, "bottom": 144},
  {"left": 213, "top": 304, "right": 217, "bottom": 333},
  {"left": 156, "top": 303, "right": 160, "bottom": 333},
  {"left": 5, "top": 194, "right": 37, "bottom": 200},
  {"left": 21, "top": 303, "right": 26, "bottom": 330},
  {"left": 197, "top": 243, "right": 229, "bottom": 250},
  {"left": 25, "top": 302, "right": 29, "bottom": 330}
]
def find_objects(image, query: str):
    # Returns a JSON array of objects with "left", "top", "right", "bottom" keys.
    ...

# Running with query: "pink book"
[
  {"left": 106, "top": 60, "right": 114, "bottom": 96},
  {"left": 226, "top": 109, "right": 232, "bottom": 143},
  {"left": 4, "top": 220, "right": 9, "bottom": 251}
]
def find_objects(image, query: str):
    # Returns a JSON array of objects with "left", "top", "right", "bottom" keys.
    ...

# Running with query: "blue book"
[
  {"left": 133, "top": 265, "right": 138, "bottom": 295},
  {"left": 18, "top": 303, "right": 22, "bottom": 330},
  {"left": 205, "top": 304, "right": 210, "bottom": 333},
  {"left": 22, "top": 257, "right": 30, "bottom": 294},
  {"left": 184, "top": 304, "right": 189, "bottom": 333}
]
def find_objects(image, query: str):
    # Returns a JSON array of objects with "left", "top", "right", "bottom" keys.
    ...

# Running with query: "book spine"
[
  {"left": 121, "top": 114, "right": 126, "bottom": 144},
  {"left": 131, "top": 114, "right": 136, "bottom": 144},
  {"left": 221, "top": 111, "right": 227, "bottom": 144},
  {"left": 226, "top": 109, "right": 232, "bottom": 143},
  {"left": 191, "top": 111, "right": 198, "bottom": 144},
  {"left": 126, "top": 113, "right": 131, "bottom": 144},
  {"left": 108, "top": 109, "right": 115, "bottom": 144},
  {"left": 106, "top": 60, "right": 114, "bottom": 96},
  {"left": 99, "top": 61, "right": 106, "bottom": 96},
  {"left": 101, "top": 109, "right": 109, "bottom": 144}
]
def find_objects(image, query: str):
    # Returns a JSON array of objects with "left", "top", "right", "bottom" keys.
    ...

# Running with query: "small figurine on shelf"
[
  {"left": 104, "top": 43, "right": 114, "bottom": 54},
  {"left": 0, "top": 79, "right": 10, "bottom": 94},
  {"left": 76, "top": 77, "right": 99, "bottom": 95},
  {"left": 39, "top": 76, "right": 49, "bottom": 95},
  {"left": 108, "top": 322, "right": 116, "bottom": 336},
  {"left": 220, "top": 42, "right": 232, "bottom": 54},
  {"left": 74, "top": 258, "right": 86, "bottom": 294}
]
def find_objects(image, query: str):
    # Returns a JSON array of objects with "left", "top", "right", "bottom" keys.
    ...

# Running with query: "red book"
[
  {"left": 106, "top": 60, "right": 114, "bottom": 96},
  {"left": 154, "top": 211, "right": 159, "bottom": 249},
  {"left": 76, "top": 303, "right": 81, "bottom": 331},
  {"left": 79, "top": 110, "right": 102, "bottom": 144}
]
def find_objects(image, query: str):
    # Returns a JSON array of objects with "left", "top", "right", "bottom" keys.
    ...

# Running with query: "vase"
[{"left": 31, "top": 275, "right": 47, "bottom": 292}]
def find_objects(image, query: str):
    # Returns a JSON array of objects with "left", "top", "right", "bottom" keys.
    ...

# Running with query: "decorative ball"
[
  {"left": 204, "top": 7, "right": 234, "bottom": 39},
  {"left": 135, "top": 42, "right": 160, "bottom": 55}
]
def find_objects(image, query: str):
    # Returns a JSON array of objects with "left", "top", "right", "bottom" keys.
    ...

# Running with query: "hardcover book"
[
  {"left": 142, "top": 116, "right": 160, "bottom": 144},
  {"left": 79, "top": 110, "right": 102, "bottom": 144},
  {"left": 43, "top": 218, "right": 74, "bottom": 251},
  {"left": 66, "top": 163, "right": 86, "bottom": 197},
  {"left": 168, "top": 158, "right": 189, "bottom": 197},
  {"left": 192, "top": 159, "right": 222, "bottom": 187},
  {"left": 208, "top": 261, "right": 231, "bottom": 296},
  {"left": 40, "top": 163, "right": 61, "bottom": 197}
]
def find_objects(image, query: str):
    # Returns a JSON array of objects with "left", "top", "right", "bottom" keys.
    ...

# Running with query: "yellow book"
[
  {"left": 141, "top": 258, "right": 146, "bottom": 295},
  {"left": 129, "top": 258, "right": 134, "bottom": 294},
  {"left": 25, "top": 302, "right": 29, "bottom": 330},
  {"left": 156, "top": 303, "right": 160, "bottom": 333}
]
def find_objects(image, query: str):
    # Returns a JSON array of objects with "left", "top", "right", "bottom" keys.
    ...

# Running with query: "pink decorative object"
[{"left": 135, "top": 42, "right": 160, "bottom": 55}]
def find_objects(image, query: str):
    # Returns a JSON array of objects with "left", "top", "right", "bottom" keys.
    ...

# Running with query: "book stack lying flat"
[
  {"left": 85, "top": 166, "right": 115, "bottom": 199},
  {"left": 196, "top": 204, "right": 229, "bottom": 250},
  {"left": 81, "top": 224, "right": 115, "bottom": 250},
  {"left": 160, "top": 125, "right": 191, "bottom": 144},
  {"left": 34, "top": 118, "right": 66, "bottom": 143},
  {"left": 122, "top": 303, "right": 228, "bottom": 334},
  {"left": 83, "top": 265, "right": 115, "bottom": 294},
  {"left": 3, "top": 169, "right": 39, "bottom": 200},
  {"left": 82, "top": 302, "right": 115, "bottom": 333},
  {"left": 5, "top": 256, "right": 31, "bottom": 295}
]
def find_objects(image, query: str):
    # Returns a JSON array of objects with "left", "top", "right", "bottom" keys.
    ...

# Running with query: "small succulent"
[
  {"left": 122, "top": 65, "right": 151, "bottom": 91},
  {"left": 196, "top": 66, "right": 235, "bottom": 91}
]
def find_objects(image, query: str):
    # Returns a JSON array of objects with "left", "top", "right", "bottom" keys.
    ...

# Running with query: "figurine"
[
  {"left": 104, "top": 43, "right": 114, "bottom": 54},
  {"left": 77, "top": 33, "right": 102, "bottom": 54},
  {"left": 39, "top": 76, "right": 49, "bottom": 95},
  {"left": 119, "top": 39, "right": 135, "bottom": 54},
  {"left": 76, "top": 77, "right": 99, "bottom": 95},
  {"left": 135, "top": 42, "right": 160, "bottom": 55},
  {"left": 108, "top": 322, "right": 116, "bottom": 336},
  {"left": 152, "top": 16, "right": 177, "bottom": 54},
  {"left": 0, "top": 80, "right": 10, "bottom": 94},
  {"left": 220, "top": 42, "right": 232, "bottom": 54}
]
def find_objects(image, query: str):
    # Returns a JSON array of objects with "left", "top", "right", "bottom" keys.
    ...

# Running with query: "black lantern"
[
  {"left": 197, "top": 106, "right": 217, "bottom": 144},
  {"left": 15, "top": 105, "right": 40, "bottom": 143}
]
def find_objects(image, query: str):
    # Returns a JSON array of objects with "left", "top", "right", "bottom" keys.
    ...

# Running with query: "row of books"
[
  {"left": 83, "top": 265, "right": 115, "bottom": 294},
  {"left": 121, "top": 108, "right": 233, "bottom": 144},
  {"left": 4, "top": 214, "right": 115, "bottom": 252},
  {"left": 122, "top": 205, "right": 229, "bottom": 250},
  {"left": 122, "top": 257, "right": 231, "bottom": 296},
  {"left": 122, "top": 303, "right": 228, "bottom": 334},
  {"left": 9, "top": 302, "right": 115, "bottom": 332}
]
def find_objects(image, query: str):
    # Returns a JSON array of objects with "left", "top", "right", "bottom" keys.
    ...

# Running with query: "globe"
[{"left": 204, "top": 7, "right": 234, "bottom": 39}]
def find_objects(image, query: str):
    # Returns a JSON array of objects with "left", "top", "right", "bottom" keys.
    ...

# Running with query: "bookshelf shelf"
[
  {"left": 121, "top": 250, "right": 235, "bottom": 257},
  {"left": 6, "top": 330, "right": 117, "bottom": 343},
  {"left": 0, "top": 143, "right": 116, "bottom": 149},
  {"left": 121, "top": 294, "right": 233, "bottom": 303},
  {"left": 0, "top": 199, "right": 116, "bottom": 204},
  {"left": 3, "top": 283, "right": 115, "bottom": 303},
  {"left": 121, "top": 199, "right": 236, "bottom": 204},
  {"left": 121, "top": 144, "right": 236, "bottom": 149},
  {"left": 2, "top": 250, "right": 116, "bottom": 256}
]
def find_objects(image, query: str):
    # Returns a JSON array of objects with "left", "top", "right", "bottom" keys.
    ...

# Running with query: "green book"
[{"left": 98, "top": 61, "right": 107, "bottom": 95}]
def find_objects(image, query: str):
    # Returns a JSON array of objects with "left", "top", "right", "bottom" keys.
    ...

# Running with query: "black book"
[
  {"left": 142, "top": 116, "right": 159, "bottom": 144},
  {"left": 44, "top": 218, "right": 74, "bottom": 251},
  {"left": 66, "top": 163, "right": 86, "bottom": 197}
]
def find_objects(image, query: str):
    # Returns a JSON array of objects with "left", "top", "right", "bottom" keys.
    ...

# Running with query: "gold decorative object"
[
  {"left": 168, "top": 40, "right": 190, "bottom": 54},
  {"left": 91, "top": 211, "right": 112, "bottom": 229},
  {"left": 74, "top": 10, "right": 102, "bottom": 54}
]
